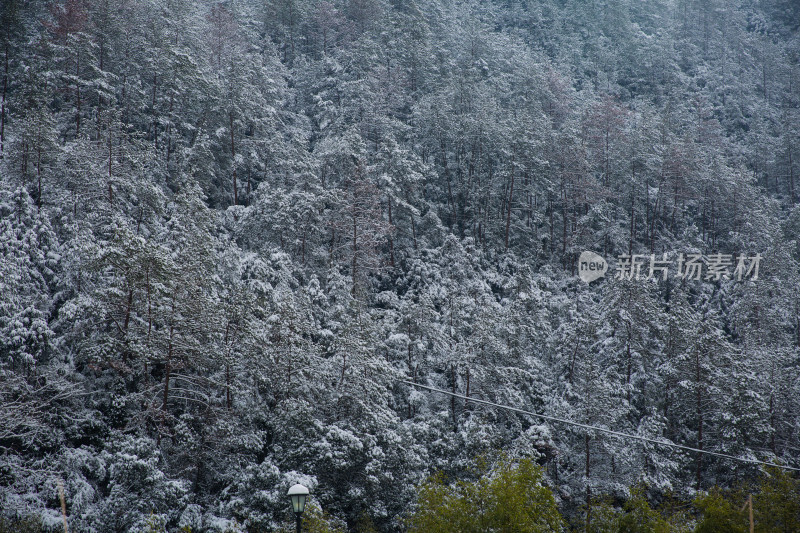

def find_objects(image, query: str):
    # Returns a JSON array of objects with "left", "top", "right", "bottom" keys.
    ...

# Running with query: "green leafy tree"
[
  {"left": 616, "top": 488, "right": 671, "bottom": 533},
  {"left": 688, "top": 470, "right": 800, "bottom": 533},
  {"left": 754, "top": 467, "right": 800, "bottom": 533},
  {"left": 693, "top": 490, "right": 747, "bottom": 533},
  {"left": 408, "top": 456, "right": 563, "bottom": 533}
]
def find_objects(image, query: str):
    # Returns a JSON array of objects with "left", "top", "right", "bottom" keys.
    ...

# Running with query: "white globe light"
[{"left": 287, "top": 483, "right": 310, "bottom": 515}]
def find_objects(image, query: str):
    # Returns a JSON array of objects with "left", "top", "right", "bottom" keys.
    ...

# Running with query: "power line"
[{"left": 401, "top": 380, "right": 800, "bottom": 473}]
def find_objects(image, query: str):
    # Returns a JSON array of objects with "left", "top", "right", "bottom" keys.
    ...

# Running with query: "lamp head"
[{"left": 287, "top": 484, "right": 309, "bottom": 515}]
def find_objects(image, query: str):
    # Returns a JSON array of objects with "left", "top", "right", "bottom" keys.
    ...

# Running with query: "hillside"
[{"left": 1, "top": 0, "right": 800, "bottom": 530}]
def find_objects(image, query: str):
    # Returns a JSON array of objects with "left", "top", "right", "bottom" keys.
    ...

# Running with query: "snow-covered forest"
[{"left": 1, "top": 0, "right": 800, "bottom": 530}]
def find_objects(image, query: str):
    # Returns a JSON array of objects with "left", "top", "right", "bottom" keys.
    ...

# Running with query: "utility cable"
[{"left": 401, "top": 380, "right": 800, "bottom": 472}]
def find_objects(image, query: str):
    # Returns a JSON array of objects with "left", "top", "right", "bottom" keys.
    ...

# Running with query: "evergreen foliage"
[{"left": 1, "top": 0, "right": 799, "bottom": 530}]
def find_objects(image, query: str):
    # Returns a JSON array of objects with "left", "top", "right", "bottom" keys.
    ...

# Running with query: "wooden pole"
[
  {"left": 57, "top": 479, "right": 68, "bottom": 533},
  {"left": 741, "top": 494, "right": 753, "bottom": 533}
]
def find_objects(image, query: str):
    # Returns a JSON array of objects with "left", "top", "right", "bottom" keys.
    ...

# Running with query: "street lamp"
[{"left": 287, "top": 483, "right": 309, "bottom": 533}]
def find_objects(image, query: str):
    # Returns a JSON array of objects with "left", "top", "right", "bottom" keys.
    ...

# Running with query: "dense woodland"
[{"left": 1, "top": 0, "right": 800, "bottom": 531}]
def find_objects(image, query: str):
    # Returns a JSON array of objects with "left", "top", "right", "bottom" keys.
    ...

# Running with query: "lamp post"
[{"left": 287, "top": 484, "right": 309, "bottom": 533}]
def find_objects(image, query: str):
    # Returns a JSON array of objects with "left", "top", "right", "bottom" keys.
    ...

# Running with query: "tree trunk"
[
  {"left": 1, "top": 43, "right": 7, "bottom": 157},
  {"left": 451, "top": 364, "right": 457, "bottom": 431},
  {"left": 146, "top": 266, "right": 153, "bottom": 342},
  {"left": 123, "top": 289, "right": 133, "bottom": 332},
  {"left": 226, "top": 364, "right": 232, "bottom": 410},
  {"left": 224, "top": 322, "right": 232, "bottom": 410},
  {"left": 387, "top": 196, "right": 395, "bottom": 266},
  {"left": 75, "top": 52, "right": 81, "bottom": 136},
  {"left": 36, "top": 143, "right": 42, "bottom": 210},
  {"left": 163, "top": 298, "right": 176, "bottom": 413},
  {"left": 568, "top": 340, "right": 579, "bottom": 385},
  {"left": 411, "top": 212, "right": 417, "bottom": 250},
  {"left": 789, "top": 150, "right": 796, "bottom": 205},
  {"left": 629, "top": 181, "right": 635, "bottom": 257},
  {"left": 645, "top": 178, "right": 650, "bottom": 245},
  {"left": 562, "top": 175, "right": 568, "bottom": 263},
  {"left": 166, "top": 93, "right": 174, "bottom": 166},
  {"left": 230, "top": 112, "right": 238, "bottom": 205},
  {"left": 796, "top": 314, "right": 800, "bottom": 348},
  {"left": 769, "top": 391, "right": 776, "bottom": 454},
  {"left": 695, "top": 348, "right": 703, "bottom": 490},
  {"left": 505, "top": 168, "right": 515, "bottom": 250},
  {"left": 301, "top": 216, "right": 309, "bottom": 264},
  {"left": 441, "top": 139, "right": 456, "bottom": 229},
  {"left": 585, "top": 433, "right": 592, "bottom": 533},
  {"left": 407, "top": 324, "right": 414, "bottom": 418},
  {"left": 108, "top": 127, "right": 113, "bottom": 205},
  {"left": 351, "top": 211, "right": 358, "bottom": 293},
  {"left": 626, "top": 323, "right": 632, "bottom": 404},
  {"left": 151, "top": 74, "right": 158, "bottom": 149},
  {"left": 549, "top": 195, "right": 554, "bottom": 255}
]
